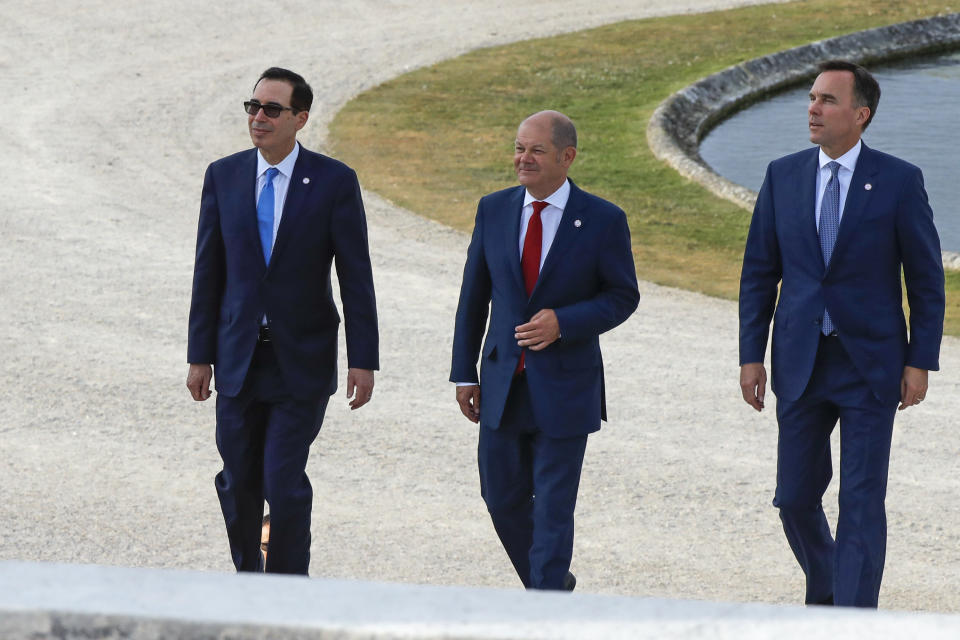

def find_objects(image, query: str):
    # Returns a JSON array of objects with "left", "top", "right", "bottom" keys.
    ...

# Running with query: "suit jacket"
[
  {"left": 450, "top": 180, "right": 640, "bottom": 438},
  {"left": 739, "top": 143, "right": 944, "bottom": 405},
  {"left": 188, "top": 145, "right": 379, "bottom": 400}
]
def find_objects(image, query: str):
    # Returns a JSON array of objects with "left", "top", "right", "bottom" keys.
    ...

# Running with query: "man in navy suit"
[
  {"left": 451, "top": 111, "right": 640, "bottom": 590},
  {"left": 187, "top": 67, "right": 379, "bottom": 575},
  {"left": 739, "top": 60, "right": 944, "bottom": 607}
]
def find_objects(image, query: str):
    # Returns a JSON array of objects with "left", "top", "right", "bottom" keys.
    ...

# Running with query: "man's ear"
[
  {"left": 562, "top": 146, "right": 577, "bottom": 167},
  {"left": 296, "top": 110, "right": 309, "bottom": 131}
]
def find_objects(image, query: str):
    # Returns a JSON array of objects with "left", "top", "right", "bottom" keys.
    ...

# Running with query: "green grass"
[{"left": 328, "top": 0, "right": 960, "bottom": 328}]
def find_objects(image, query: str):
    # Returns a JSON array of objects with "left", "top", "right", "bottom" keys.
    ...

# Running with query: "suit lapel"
[
  {"left": 229, "top": 150, "right": 266, "bottom": 272},
  {"left": 828, "top": 143, "right": 877, "bottom": 273},
  {"left": 269, "top": 149, "right": 313, "bottom": 270},
  {"left": 796, "top": 149, "right": 823, "bottom": 272},
  {"left": 505, "top": 186, "right": 526, "bottom": 293},
  {"left": 532, "top": 180, "right": 584, "bottom": 296}
]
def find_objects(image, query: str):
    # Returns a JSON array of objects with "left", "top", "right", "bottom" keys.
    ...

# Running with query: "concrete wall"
[
  {"left": 3, "top": 561, "right": 960, "bottom": 639},
  {"left": 646, "top": 13, "right": 960, "bottom": 267}
]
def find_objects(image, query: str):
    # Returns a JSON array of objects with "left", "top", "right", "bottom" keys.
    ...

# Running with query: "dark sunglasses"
[{"left": 243, "top": 100, "right": 297, "bottom": 118}]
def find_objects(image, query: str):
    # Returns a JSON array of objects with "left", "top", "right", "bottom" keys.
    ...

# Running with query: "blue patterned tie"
[
  {"left": 819, "top": 161, "right": 841, "bottom": 335},
  {"left": 257, "top": 167, "right": 279, "bottom": 265}
]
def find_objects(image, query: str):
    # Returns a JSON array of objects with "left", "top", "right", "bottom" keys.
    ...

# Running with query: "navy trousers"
[
  {"left": 478, "top": 373, "right": 588, "bottom": 590},
  {"left": 774, "top": 335, "right": 897, "bottom": 608},
  {"left": 215, "top": 342, "right": 328, "bottom": 575}
]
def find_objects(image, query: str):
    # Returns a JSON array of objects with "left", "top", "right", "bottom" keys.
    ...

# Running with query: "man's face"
[
  {"left": 248, "top": 79, "right": 307, "bottom": 157},
  {"left": 514, "top": 115, "right": 575, "bottom": 199},
  {"left": 808, "top": 70, "right": 869, "bottom": 158}
]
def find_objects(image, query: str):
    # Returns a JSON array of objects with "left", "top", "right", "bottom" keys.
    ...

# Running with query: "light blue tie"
[
  {"left": 258, "top": 167, "right": 279, "bottom": 265},
  {"left": 819, "top": 161, "right": 841, "bottom": 335}
]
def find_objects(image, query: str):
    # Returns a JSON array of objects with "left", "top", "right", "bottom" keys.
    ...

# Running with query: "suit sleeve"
[
  {"left": 450, "top": 202, "right": 492, "bottom": 384},
  {"left": 897, "top": 166, "right": 945, "bottom": 371},
  {"left": 332, "top": 169, "right": 380, "bottom": 371},
  {"left": 552, "top": 209, "right": 640, "bottom": 341},
  {"left": 739, "top": 162, "right": 782, "bottom": 365},
  {"left": 187, "top": 163, "right": 225, "bottom": 365}
]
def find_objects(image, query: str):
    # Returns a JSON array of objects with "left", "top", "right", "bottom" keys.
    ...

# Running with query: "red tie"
[{"left": 516, "top": 201, "right": 548, "bottom": 374}]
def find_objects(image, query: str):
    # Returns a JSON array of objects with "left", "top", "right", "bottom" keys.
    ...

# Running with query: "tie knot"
[
  {"left": 531, "top": 201, "right": 548, "bottom": 216},
  {"left": 265, "top": 167, "right": 279, "bottom": 182},
  {"left": 827, "top": 161, "right": 840, "bottom": 179}
]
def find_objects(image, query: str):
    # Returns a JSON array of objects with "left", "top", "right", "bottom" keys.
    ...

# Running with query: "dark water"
[{"left": 700, "top": 50, "right": 960, "bottom": 250}]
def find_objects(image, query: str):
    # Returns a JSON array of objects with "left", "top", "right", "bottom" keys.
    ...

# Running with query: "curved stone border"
[{"left": 647, "top": 13, "right": 960, "bottom": 268}]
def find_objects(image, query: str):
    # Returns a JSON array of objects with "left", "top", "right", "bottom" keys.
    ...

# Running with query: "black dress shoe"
[{"left": 562, "top": 571, "right": 576, "bottom": 592}]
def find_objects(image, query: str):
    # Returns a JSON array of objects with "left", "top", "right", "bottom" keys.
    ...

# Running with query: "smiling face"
[
  {"left": 513, "top": 113, "right": 576, "bottom": 200},
  {"left": 248, "top": 78, "right": 308, "bottom": 163},
  {"left": 808, "top": 70, "right": 870, "bottom": 159}
]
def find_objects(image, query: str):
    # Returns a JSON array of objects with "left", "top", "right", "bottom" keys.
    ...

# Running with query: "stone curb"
[
  {"left": 646, "top": 12, "right": 960, "bottom": 268},
  {"left": 4, "top": 561, "right": 960, "bottom": 640}
]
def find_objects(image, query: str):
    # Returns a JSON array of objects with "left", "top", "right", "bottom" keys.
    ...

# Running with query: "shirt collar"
[
  {"left": 524, "top": 178, "right": 571, "bottom": 211},
  {"left": 257, "top": 142, "right": 300, "bottom": 179},
  {"left": 818, "top": 139, "right": 861, "bottom": 174}
]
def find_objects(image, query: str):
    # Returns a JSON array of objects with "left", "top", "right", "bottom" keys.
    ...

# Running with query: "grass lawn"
[{"left": 328, "top": 0, "right": 960, "bottom": 333}]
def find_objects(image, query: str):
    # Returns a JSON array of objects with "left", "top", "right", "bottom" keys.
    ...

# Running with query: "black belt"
[{"left": 258, "top": 325, "right": 272, "bottom": 344}]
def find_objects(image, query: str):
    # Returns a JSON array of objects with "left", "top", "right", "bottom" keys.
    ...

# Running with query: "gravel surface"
[{"left": 2, "top": 0, "right": 957, "bottom": 612}]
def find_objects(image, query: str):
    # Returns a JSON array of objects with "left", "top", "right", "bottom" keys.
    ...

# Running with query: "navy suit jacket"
[
  {"left": 739, "top": 143, "right": 944, "bottom": 405},
  {"left": 451, "top": 181, "right": 640, "bottom": 438},
  {"left": 188, "top": 145, "right": 379, "bottom": 400}
]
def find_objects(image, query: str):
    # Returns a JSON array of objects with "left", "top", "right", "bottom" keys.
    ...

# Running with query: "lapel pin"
[
  {"left": 303, "top": 177, "right": 310, "bottom": 184},
  {"left": 864, "top": 183, "right": 872, "bottom": 191},
  {"left": 574, "top": 219, "right": 582, "bottom": 227}
]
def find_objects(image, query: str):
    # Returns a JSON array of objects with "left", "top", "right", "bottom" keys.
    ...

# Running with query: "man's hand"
[
  {"left": 899, "top": 365, "right": 928, "bottom": 411},
  {"left": 740, "top": 363, "right": 767, "bottom": 412},
  {"left": 515, "top": 309, "right": 560, "bottom": 352},
  {"left": 346, "top": 368, "right": 375, "bottom": 410},
  {"left": 456, "top": 385, "right": 481, "bottom": 423},
  {"left": 186, "top": 364, "right": 213, "bottom": 401}
]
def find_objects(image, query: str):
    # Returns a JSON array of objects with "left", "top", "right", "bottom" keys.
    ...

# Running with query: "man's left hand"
[
  {"left": 515, "top": 309, "right": 560, "bottom": 351},
  {"left": 347, "top": 368, "right": 375, "bottom": 410},
  {"left": 898, "top": 365, "right": 928, "bottom": 411}
]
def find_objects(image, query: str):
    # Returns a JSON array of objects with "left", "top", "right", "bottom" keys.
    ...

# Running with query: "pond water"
[{"left": 700, "top": 51, "right": 960, "bottom": 250}]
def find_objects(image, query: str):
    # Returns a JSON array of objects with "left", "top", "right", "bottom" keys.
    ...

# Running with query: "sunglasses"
[{"left": 243, "top": 100, "right": 297, "bottom": 118}]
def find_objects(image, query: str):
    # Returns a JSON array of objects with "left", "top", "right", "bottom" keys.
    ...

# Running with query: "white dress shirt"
[
  {"left": 815, "top": 139, "right": 861, "bottom": 228},
  {"left": 256, "top": 142, "right": 300, "bottom": 251},
  {"left": 519, "top": 179, "right": 570, "bottom": 266}
]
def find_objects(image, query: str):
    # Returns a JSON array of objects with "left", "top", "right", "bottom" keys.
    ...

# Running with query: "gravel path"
[{"left": 2, "top": 0, "right": 957, "bottom": 611}]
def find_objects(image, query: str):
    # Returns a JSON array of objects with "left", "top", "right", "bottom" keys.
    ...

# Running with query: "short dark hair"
[
  {"left": 817, "top": 60, "right": 880, "bottom": 131},
  {"left": 254, "top": 67, "right": 313, "bottom": 113}
]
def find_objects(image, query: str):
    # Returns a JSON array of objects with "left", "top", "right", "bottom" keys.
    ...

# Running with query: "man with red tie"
[{"left": 451, "top": 110, "right": 640, "bottom": 590}]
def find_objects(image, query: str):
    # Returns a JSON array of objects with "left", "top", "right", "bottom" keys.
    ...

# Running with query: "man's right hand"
[
  {"left": 456, "top": 385, "right": 481, "bottom": 423},
  {"left": 187, "top": 364, "right": 213, "bottom": 401},
  {"left": 739, "top": 362, "right": 767, "bottom": 412}
]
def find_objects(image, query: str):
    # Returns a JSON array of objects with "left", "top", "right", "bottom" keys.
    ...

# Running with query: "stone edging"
[{"left": 646, "top": 12, "right": 960, "bottom": 268}]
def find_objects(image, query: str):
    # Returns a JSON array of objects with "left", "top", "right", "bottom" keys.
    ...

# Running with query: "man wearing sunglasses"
[{"left": 187, "top": 67, "right": 379, "bottom": 575}]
